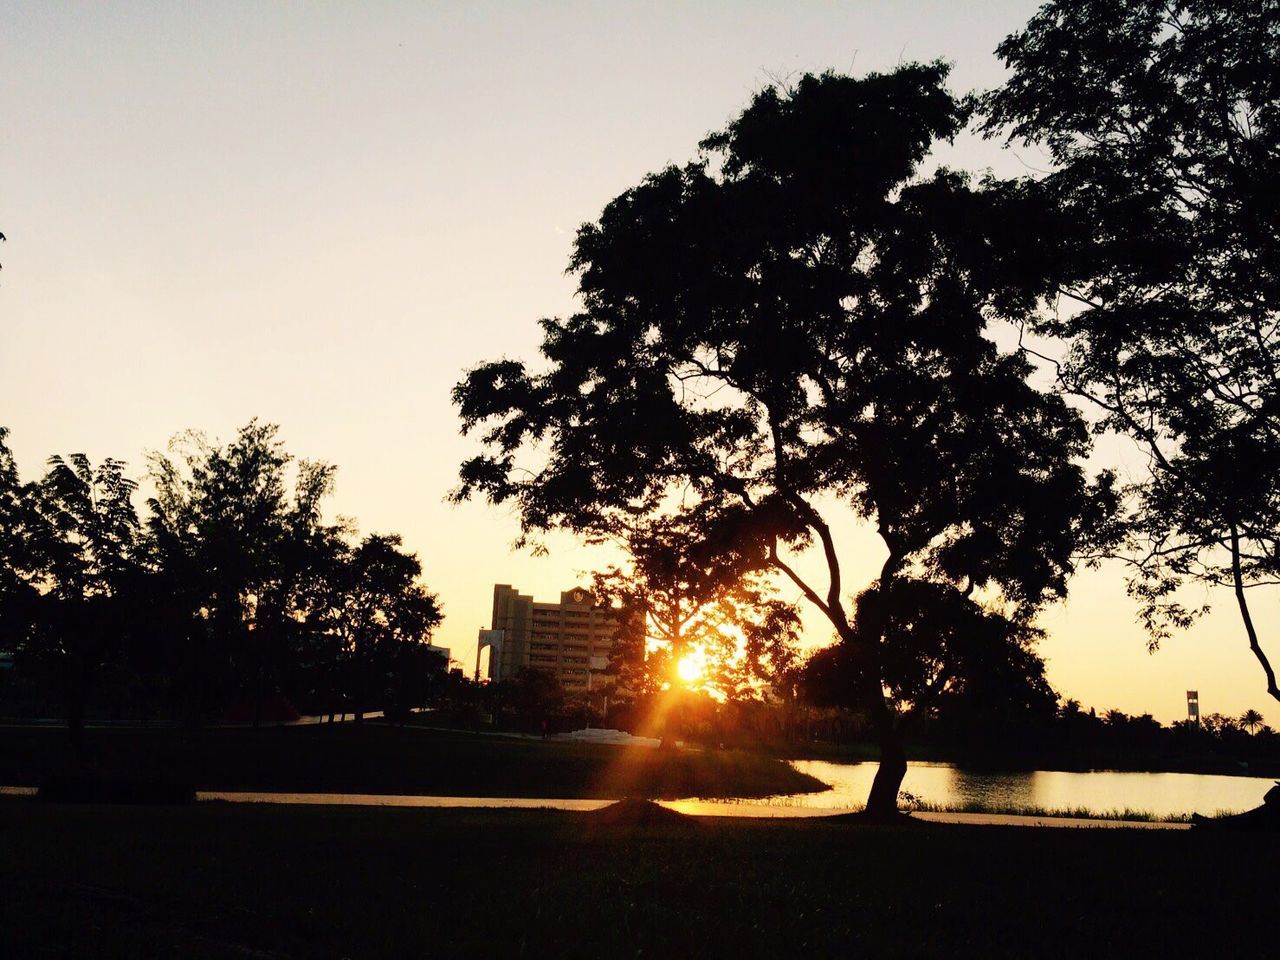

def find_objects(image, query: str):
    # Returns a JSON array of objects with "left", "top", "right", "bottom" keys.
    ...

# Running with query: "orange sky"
[{"left": 2, "top": 1, "right": 1275, "bottom": 725}]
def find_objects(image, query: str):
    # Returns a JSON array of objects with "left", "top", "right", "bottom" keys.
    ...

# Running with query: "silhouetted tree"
[
  {"left": 312, "top": 533, "right": 443, "bottom": 723},
  {"left": 496, "top": 666, "right": 565, "bottom": 732},
  {"left": 801, "top": 578, "right": 1058, "bottom": 749},
  {"left": 1203, "top": 712, "right": 1241, "bottom": 739},
  {"left": 382, "top": 642, "right": 450, "bottom": 724},
  {"left": 146, "top": 421, "right": 341, "bottom": 724},
  {"left": 1240, "top": 709, "right": 1265, "bottom": 736},
  {"left": 17, "top": 453, "right": 143, "bottom": 750},
  {"left": 454, "top": 66, "right": 1108, "bottom": 816},
  {"left": 593, "top": 511, "right": 800, "bottom": 702},
  {"left": 1, "top": 422, "right": 446, "bottom": 731},
  {"left": 0, "top": 428, "right": 40, "bottom": 657},
  {"left": 985, "top": 0, "right": 1280, "bottom": 704}
]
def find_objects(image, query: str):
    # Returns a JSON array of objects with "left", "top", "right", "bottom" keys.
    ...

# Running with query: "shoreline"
[
  {"left": 780, "top": 744, "right": 1280, "bottom": 780},
  {"left": 0, "top": 786, "right": 1208, "bottom": 826}
]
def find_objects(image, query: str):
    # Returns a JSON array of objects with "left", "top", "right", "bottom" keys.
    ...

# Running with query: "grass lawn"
[
  {"left": 0, "top": 723, "right": 824, "bottom": 799},
  {"left": 0, "top": 797, "right": 1273, "bottom": 958}
]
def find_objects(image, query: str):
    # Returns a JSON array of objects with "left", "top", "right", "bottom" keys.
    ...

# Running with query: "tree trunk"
[
  {"left": 354, "top": 668, "right": 365, "bottom": 724},
  {"left": 864, "top": 725, "right": 907, "bottom": 819},
  {"left": 65, "top": 658, "right": 89, "bottom": 758},
  {"left": 860, "top": 550, "right": 908, "bottom": 818},
  {"left": 1230, "top": 524, "right": 1280, "bottom": 706},
  {"left": 66, "top": 689, "right": 88, "bottom": 757},
  {"left": 251, "top": 663, "right": 264, "bottom": 730},
  {"left": 184, "top": 623, "right": 212, "bottom": 730}
]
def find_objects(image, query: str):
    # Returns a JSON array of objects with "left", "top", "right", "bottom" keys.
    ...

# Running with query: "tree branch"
[
  {"left": 769, "top": 539, "right": 835, "bottom": 625},
  {"left": 1230, "top": 523, "right": 1280, "bottom": 705}
]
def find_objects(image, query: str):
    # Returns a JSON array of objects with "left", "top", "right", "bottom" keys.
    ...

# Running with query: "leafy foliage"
[
  {"left": 1, "top": 446, "right": 144, "bottom": 744},
  {"left": 592, "top": 512, "right": 800, "bottom": 701},
  {"left": 145, "top": 421, "right": 348, "bottom": 722},
  {"left": 985, "top": 0, "right": 1280, "bottom": 699},
  {"left": 0, "top": 428, "right": 40, "bottom": 652},
  {"left": 803, "top": 578, "right": 1054, "bottom": 722},
  {"left": 0, "top": 422, "right": 445, "bottom": 732},
  {"left": 455, "top": 66, "right": 1109, "bottom": 811},
  {"left": 310, "top": 533, "right": 443, "bottom": 721}
]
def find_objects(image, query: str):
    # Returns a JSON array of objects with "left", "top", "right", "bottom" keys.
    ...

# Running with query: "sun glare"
[{"left": 676, "top": 649, "right": 707, "bottom": 686}]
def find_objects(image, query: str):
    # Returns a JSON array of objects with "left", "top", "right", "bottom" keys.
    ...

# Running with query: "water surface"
[
  {"left": 6, "top": 759, "right": 1271, "bottom": 820},
  {"left": 738, "top": 760, "right": 1276, "bottom": 819}
]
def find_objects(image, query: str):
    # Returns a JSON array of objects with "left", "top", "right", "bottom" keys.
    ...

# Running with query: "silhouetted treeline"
[
  {"left": 0, "top": 421, "right": 446, "bottom": 744},
  {"left": 1025, "top": 703, "right": 1280, "bottom": 772},
  {"left": 795, "top": 694, "right": 1280, "bottom": 775}
]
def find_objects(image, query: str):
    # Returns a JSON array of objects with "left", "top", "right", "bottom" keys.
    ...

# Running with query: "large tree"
[
  {"left": 146, "top": 420, "right": 342, "bottom": 724},
  {"left": 455, "top": 65, "right": 1107, "bottom": 815},
  {"left": 984, "top": 0, "right": 1280, "bottom": 703}
]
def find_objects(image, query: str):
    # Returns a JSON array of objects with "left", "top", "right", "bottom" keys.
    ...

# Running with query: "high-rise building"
[{"left": 477, "top": 584, "right": 616, "bottom": 690}]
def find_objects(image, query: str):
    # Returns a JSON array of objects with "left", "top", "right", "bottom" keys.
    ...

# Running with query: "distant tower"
[{"left": 1187, "top": 690, "right": 1200, "bottom": 726}]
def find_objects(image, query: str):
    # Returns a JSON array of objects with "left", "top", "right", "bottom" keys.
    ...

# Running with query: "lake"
[
  {"left": 722, "top": 760, "right": 1276, "bottom": 819},
  {"left": 6, "top": 759, "right": 1271, "bottom": 820},
  {"left": 189, "top": 763, "right": 1273, "bottom": 819}
]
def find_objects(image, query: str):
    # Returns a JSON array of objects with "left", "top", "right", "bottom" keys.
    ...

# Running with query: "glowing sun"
[{"left": 675, "top": 649, "right": 707, "bottom": 686}]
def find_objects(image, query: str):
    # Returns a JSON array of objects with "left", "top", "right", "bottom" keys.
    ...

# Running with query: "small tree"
[
  {"left": 455, "top": 66, "right": 1107, "bottom": 816},
  {"left": 314, "top": 533, "right": 443, "bottom": 723},
  {"left": 803, "top": 578, "right": 1058, "bottom": 745},
  {"left": 0, "top": 428, "right": 40, "bottom": 658},
  {"left": 1203, "top": 712, "right": 1240, "bottom": 738},
  {"left": 497, "top": 666, "right": 565, "bottom": 732},
  {"left": 20, "top": 452, "right": 143, "bottom": 750},
  {"left": 1241, "top": 708, "right": 1265, "bottom": 736},
  {"left": 593, "top": 512, "right": 800, "bottom": 703}
]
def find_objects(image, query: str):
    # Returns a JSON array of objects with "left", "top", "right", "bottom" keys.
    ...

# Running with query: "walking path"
[
  {"left": 0, "top": 785, "right": 1191, "bottom": 827},
  {"left": 913, "top": 809, "right": 1189, "bottom": 830}
]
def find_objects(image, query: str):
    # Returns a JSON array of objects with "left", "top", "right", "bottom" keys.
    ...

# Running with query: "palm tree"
[{"left": 1240, "top": 709, "right": 1265, "bottom": 736}]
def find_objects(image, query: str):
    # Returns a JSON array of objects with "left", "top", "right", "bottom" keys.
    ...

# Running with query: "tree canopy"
[
  {"left": 985, "top": 0, "right": 1280, "bottom": 702},
  {"left": 0, "top": 421, "right": 446, "bottom": 736},
  {"left": 5, "top": 449, "right": 144, "bottom": 746},
  {"left": 455, "top": 64, "right": 1110, "bottom": 814},
  {"left": 311, "top": 533, "right": 444, "bottom": 722},
  {"left": 592, "top": 512, "right": 801, "bottom": 703}
]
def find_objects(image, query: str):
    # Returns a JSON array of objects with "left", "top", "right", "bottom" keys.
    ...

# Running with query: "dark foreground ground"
[
  {"left": 0, "top": 723, "right": 822, "bottom": 798},
  {"left": 0, "top": 798, "right": 1273, "bottom": 959}
]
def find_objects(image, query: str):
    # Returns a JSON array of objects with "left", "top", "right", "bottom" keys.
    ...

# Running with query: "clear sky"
[{"left": 2, "top": 0, "right": 1274, "bottom": 725}]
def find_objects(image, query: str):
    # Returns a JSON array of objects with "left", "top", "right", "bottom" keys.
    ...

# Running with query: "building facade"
[{"left": 477, "top": 584, "right": 615, "bottom": 692}]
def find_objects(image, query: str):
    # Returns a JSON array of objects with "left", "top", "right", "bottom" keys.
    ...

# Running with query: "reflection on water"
[
  {"left": 747, "top": 760, "right": 1276, "bottom": 818},
  {"left": 195, "top": 762, "right": 1275, "bottom": 818},
  {"left": 194, "top": 790, "right": 831, "bottom": 819},
  {"left": 198, "top": 791, "right": 613, "bottom": 810}
]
